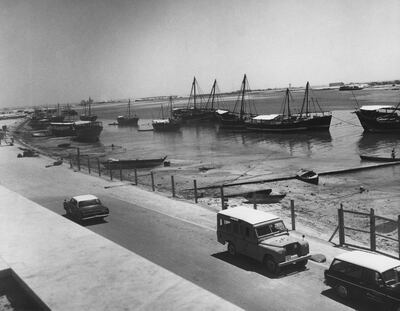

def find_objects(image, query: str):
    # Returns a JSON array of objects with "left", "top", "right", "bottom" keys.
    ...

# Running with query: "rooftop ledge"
[{"left": 0, "top": 186, "right": 241, "bottom": 311}]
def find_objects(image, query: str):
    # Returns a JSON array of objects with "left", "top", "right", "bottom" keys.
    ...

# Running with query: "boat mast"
[
  {"left": 285, "top": 88, "right": 291, "bottom": 118},
  {"left": 300, "top": 81, "right": 310, "bottom": 117},
  {"left": 193, "top": 77, "right": 197, "bottom": 109},
  {"left": 206, "top": 79, "right": 217, "bottom": 110},
  {"left": 169, "top": 96, "right": 173, "bottom": 118},
  {"left": 128, "top": 99, "right": 131, "bottom": 117},
  {"left": 239, "top": 74, "right": 247, "bottom": 120},
  {"left": 88, "top": 97, "right": 92, "bottom": 116}
]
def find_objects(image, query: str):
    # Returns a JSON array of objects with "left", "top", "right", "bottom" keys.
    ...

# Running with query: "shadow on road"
[
  {"left": 62, "top": 214, "right": 108, "bottom": 227},
  {"left": 321, "top": 288, "right": 381, "bottom": 311},
  {"left": 211, "top": 251, "right": 308, "bottom": 279}
]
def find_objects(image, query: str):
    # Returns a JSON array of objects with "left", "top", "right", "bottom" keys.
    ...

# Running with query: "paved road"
[{"left": 29, "top": 193, "right": 369, "bottom": 311}]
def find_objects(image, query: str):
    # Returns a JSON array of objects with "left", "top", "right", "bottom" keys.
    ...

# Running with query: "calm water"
[{"left": 78, "top": 87, "right": 399, "bottom": 178}]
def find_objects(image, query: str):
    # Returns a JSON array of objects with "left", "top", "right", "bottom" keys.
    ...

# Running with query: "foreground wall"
[{"left": 0, "top": 186, "right": 241, "bottom": 310}]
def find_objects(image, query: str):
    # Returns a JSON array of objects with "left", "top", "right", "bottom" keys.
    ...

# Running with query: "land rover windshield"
[
  {"left": 382, "top": 266, "right": 400, "bottom": 286},
  {"left": 255, "top": 220, "right": 287, "bottom": 237}
]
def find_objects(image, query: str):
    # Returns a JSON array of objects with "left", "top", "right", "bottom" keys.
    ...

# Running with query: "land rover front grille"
[{"left": 285, "top": 243, "right": 299, "bottom": 256}]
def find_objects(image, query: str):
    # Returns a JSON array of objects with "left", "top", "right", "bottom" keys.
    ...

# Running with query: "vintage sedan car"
[
  {"left": 217, "top": 206, "right": 310, "bottom": 274},
  {"left": 325, "top": 250, "right": 400, "bottom": 310},
  {"left": 64, "top": 194, "right": 109, "bottom": 221}
]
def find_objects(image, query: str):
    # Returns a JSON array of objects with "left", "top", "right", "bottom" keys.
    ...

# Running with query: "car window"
[
  {"left": 330, "top": 260, "right": 363, "bottom": 280},
  {"left": 382, "top": 266, "right": 400, "bottom": 286},
  {"left": 222, "top": 219, "right": 232, "bottom": 232},
  {"left": 256, "top": 221, "right": 286, "bottom": 237},
  {"left": 79, "top": 199, "right": 100, "bottom": 208}
]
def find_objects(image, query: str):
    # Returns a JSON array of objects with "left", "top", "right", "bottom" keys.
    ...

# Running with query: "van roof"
[
  {"left": 218, "top": 206, "right": 279, "bottom": 225},
  {"left": 73, "top": 194, "right": 98, "bottom": 202},
  {"left": 335, "top": 250, "right": 400, "bottom": 273}
]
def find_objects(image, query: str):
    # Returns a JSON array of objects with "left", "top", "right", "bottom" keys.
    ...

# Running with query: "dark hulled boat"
[
  {"left": 246, "top": 82, "right": 332, "bottom": 132},
  {"left": 354, "top": 104, "right": 400, "bottom": 133},
  {"left": 218, "top": 74, "right": 257, "bottom": 130},
  {"left": 101, "top": 156, "right": 167, "bottom": 169},
  {"left": 296, "top": 169, "right": 319, "bottom": 185},
  {"left": 152, "top": 97, "right": 181, "bottom": 132},
  {"left": 80, "top": 97, "right": 98, "bottom": 121},
  {"left": 117, "top": 99, "right": 139, "bottom": 126},
  {"left": 172, "top": 77, "right": 215, "bottom": 123},
  {"left": 49, "top": 122, "right": 75, "bottom": 137},
  {"left": 73, "top": 120, "right": 103, "bottom": 142},
  {"left": 360, "top": 154, "right": 400, "bottom": 162}
]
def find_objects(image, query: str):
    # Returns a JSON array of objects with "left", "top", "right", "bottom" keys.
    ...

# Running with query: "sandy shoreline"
[{"left": 6, "top": 117, "right": 400, "bottom": 255}]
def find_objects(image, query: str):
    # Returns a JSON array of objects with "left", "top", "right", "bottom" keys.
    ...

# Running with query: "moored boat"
[
  {"left": 246, "top": 82, "right": 332, "bottom": 132},
  {"left": 152, "top": 97, "right": 181, "bottom": 132},
  {"left": 49, "top": 122, "right": 75, "bottom": 137},
  {"left": 359, "top": 155, "right": 400, "bottom": 162},
  {"left": 101, "top": 156, "right": 167, "bottom": 169},
  {"left": 80, "top": 97, "right": 97, "bottom": 121},
  {"left": 218, "top": 74, "right": 257, "bottom": 130},
  {"left": 73, "top": 120, "right": 103, "bottom": 142},
  {"left": 117, "top": 99, "right": 139, "bottom": 126},
  {"left": 339, "top": 84, "right": 363, "bottom": 91},
  {"left": 296, "top": 169, "right": 319, "bottom": 185},
  {"left": 354, "top": 104, "right": 400, "bottom": 133}
]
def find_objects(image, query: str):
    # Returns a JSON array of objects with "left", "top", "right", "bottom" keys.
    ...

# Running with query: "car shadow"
[
  {"left": 62, "top": 214, "right": 108, "bottom": 227},
  {"left": 211, "top": 251, "right": 308, "bottom": 279},
  {"left": 321, "top": 288, "right": 379, "bottom": 311}
]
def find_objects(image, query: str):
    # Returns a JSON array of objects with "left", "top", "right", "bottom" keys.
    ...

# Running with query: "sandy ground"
[{"left": 6, "top": 117, "right": 400, "bottom": 255}]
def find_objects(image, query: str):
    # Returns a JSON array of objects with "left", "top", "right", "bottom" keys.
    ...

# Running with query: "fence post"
[
  {"left": 87, "top": 157, "right": 91, "bottom": 174},
  {"left": 291, "top": 199, "right": 296, "bottom": 231},
  {"left": 171, "top": 176, "right": 175, "bottom": 197},
  {"left": 109, "top": 167, "right": 113, "bottom": 181},
  {"left": 76, "top": 148, "right": 81, "bottom": 171},
  {"left": 338, "top": 203, "right": 345, "bottom": 246},
  {"left": 193, "top": 180, "right": 198, "bottom": 203},
  {"left": 220, "top": 186, "right": 227, "bottom": 210},
  {"left": 151, "top": 172, "right": 155, "bottom": 191},
  {"left": 119, "top": 164, "right": 123, "bottom": 181},
  {"left": 134, "top": 168, "right": 138, "bottom": 185},
  {"left": 69, "top": 156, "right": 72, "bottom": 169},
  {"left": 398, "top": 216, "right": 400, "bottom": 259},
  {"left": 370, "top": 208, "right": 376, "bottom": 252},
  {"left": 253, "top": 203, "right": 257, "bottom": 210},
  {"left": 97, "top": 158, "right": 101, "bottom": 176}
]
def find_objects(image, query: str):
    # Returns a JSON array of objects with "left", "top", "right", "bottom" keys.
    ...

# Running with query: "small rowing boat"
[
  {"left": 296, "top": 169, "right": 319, "bottom": 185},
  {"left": 360, "top": 155, "right": 400, "bottom": 162},
  {"left": 102, "top": 156, "right": 167, "bottom": 169}
]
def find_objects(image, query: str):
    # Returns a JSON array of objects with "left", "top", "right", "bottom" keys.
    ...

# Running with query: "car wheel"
[
  {"left": 335, "top": 285, "right": 349, "bottom": 299},
  {"left": 297, "top": 259, "right": 308, "bottom": 268},
  {"left": 227, "top": 242, "right": 236, "bottom": 256},
  {"left": 265, "top": 257, "right": 280, "bottom": 274}
]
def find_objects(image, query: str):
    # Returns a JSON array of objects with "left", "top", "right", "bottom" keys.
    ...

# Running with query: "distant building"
[{"left": 329, "top": 82, "right": 345, "bottom": 87}]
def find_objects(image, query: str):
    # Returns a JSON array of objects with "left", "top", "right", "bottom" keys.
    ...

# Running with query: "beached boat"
[
  {"left": 101, "top": 156, "right": 167, "bottom": 169},
  {"left": 49, "top": 122, "right": 75, "bottom": 137},
  {"left": 152, "top": 97, "right": 181, "bottom": 132},
  {"left": 246, "top": 83, "right": 332, "bottom": 132},
  {"left": 171, "top": 77, "right": 215, "bottom": 123},
  {"left": 73, "top": 120, "right": 103, "bottom": 142},
  {"left": 359, "top": 155, "right": 400, "bottom": 162},
  {"left": 117, "top": 99, "right": 139, "bottom": 126},
  {"left": 218, "top": 74, "right": 257, "bottom": 130},
  {"left": 296, "top": 169, "right": 319, "bottom": 185},
  {"left": 354, "top": 104, "right": 400, "bottom": 133},
  {"left": 80, "top": 97, "right": 97, "bottom": 121}
]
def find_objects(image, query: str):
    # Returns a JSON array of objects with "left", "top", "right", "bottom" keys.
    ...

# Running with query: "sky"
[{"left": 1, "top": 0, "right": 400, "bottom": 108}]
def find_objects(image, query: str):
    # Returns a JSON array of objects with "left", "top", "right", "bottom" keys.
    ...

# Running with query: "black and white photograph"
[{"left": 1, "top": 0, "right": 400, "bottom": 310}]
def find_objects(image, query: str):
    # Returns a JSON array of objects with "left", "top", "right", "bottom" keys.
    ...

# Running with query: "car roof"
[
  {"left": 335, "top": 250, "right": 400, "bottom": 273},
  {"left": 218, "top": 206, "right": 279, "bottom": 225},
  {"left": 73, "top": 194, "right": 99, "bottom": 202}
]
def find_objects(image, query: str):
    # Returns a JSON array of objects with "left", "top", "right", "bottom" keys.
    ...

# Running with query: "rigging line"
[{"left": 331, "top": 115, "right": 361, "bottom": 127}]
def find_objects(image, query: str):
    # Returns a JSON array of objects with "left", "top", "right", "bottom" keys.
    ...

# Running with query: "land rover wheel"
[
  {"left": 335, "top": 285, "right": 349, "bottom": 299},
  {"left": 296, "top": 259, "right": 308, "bottom": 268},
  {"left": 227, "top": 242, "right": 236, "bottom": 256},
  {"left": 265, "top": 257, "right": 280, "bottom": 274}
]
